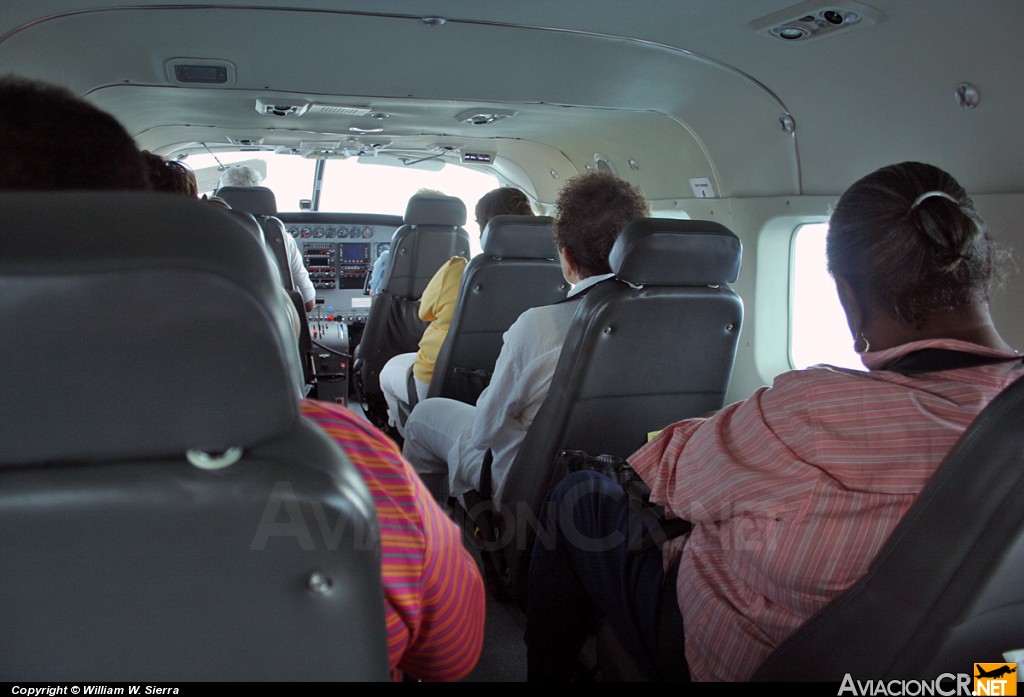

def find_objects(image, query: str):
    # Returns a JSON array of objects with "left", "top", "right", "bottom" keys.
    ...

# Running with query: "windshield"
[{"left": 184, "top": 150, "right": 501, "bottom": 226}]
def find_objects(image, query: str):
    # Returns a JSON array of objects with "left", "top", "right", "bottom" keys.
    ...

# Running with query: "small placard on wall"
[{"left": 689, "top": 177, "right": 717, "bottom": 198}]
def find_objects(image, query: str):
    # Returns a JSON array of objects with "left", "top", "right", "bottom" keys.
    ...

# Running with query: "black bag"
[
  {"left": 556, "top": 449, "right": 654, "bottom": 510},
  {"left": 554, "top": 449, "right": 692, "bottom": 548}
]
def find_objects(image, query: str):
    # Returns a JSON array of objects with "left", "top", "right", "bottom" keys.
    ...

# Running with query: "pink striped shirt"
[
  {"left": 300, "top": 399, "right": 485, "bottom": 682},
  {"left": 629, "top": 338, "right": 1022, "bottom": 682}
]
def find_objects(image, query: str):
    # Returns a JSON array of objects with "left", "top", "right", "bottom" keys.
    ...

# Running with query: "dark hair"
[
  {"left": 142, "top": 151, "right": 198, "bottom": 196},
  {"left": 475, "top": 187, "right": 533, "bottom": 229},
  {"left": 827, "top": 161, "right": 1001, "bottom": 326},
  {"left": 0, "top": 76, "right": 149, "bottom": 191},
  {"left": 553, "top": 171, "right": 650, "bottom": 277}
]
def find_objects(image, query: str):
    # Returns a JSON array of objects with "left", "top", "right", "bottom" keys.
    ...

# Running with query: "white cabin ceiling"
[{"left": 0, "top": 0, "right": 1021, "bottom": 200}]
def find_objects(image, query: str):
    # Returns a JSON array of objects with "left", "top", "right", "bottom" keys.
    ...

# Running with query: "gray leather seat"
[
  {"left": 216, "top": 187, "right": 318, "bottom": 393},
  {"left": 482, "top": 218, "right": 744, "bottom": 602},
  {"left": 355, "top": 192, "right": 471, "bottom": 429},
  {"left": 427, "top": 215, "right": 569, "bottom": 406},
  {"left": 753, "top": 369, "right": 1024, "bottom": 681},
  {"left": 0, "top": 192, "right": 389, "bottom": 681},
  {"left": 215, "top": 184, "right": 296, "bottom": 293}
]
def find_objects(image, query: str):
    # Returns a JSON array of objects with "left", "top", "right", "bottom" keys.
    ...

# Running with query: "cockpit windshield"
[{"left": 182, "top": 150, "right": 502, "bottom": 224}]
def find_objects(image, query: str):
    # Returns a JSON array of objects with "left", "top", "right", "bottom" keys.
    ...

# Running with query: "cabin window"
[{"left": 789, "top": 222, "right": 863, "bottom": 370}]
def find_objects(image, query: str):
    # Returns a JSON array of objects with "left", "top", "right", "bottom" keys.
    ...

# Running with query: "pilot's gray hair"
[{"left": 218, "top": 164, "right": 262, "bottom": 188}]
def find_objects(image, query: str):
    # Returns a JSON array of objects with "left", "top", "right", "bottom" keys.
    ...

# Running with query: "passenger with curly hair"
[{"left": 402, "top": 171, "right": 650, "bottom": 505}]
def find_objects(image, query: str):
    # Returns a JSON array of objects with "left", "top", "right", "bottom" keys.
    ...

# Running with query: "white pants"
[
  {"left": 380, "top": 352, "right": 430, "bottom": 437},
  {"left": 402, "top": 397, "right": 486, "bottom": 503}
]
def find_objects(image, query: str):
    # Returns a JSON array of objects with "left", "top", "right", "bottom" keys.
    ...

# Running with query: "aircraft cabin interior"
[{"left": 1, "top": 0, "right": 1023, "bottom": 684}]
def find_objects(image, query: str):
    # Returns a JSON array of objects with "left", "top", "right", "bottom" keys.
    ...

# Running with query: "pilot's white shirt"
[{"left": 282, "top": 231, "right": 315, "bottom": 305}]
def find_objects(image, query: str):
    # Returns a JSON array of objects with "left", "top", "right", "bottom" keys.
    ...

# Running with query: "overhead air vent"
[
  {"left": 308, "top": 104, "right": 373, "bottom": 116},
  {"left": 165, "top": 58, "right": 235, "bottom": 87},
  {"left": 751, "top": 1, "right": 884, "bottom": 43},
  {"left": 454, "top": 108, "right": 518, "bottom": 125},
  {"left": 255, "top": 99, "right": 308, "bottom": 117},
  {"left": 594, "top": 153, "right": 617, "bottom": 174}
]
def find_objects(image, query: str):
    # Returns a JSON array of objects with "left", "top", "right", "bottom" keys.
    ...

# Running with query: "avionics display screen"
[{"left": 340, "top": 243, "right": 370, "bottom": 263}]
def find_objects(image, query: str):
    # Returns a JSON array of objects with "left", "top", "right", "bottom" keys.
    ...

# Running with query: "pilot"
[
  {"left": 218, "top": 163, "right": 262, "bottom": 188},
  {"left": 524, "top": 161, "right": 1023, "bottom": 682},
  {"left": 401, "top": 171, "right": 650, "bottom": 505},
  {"left": 215, "top": 164, "right": 316, "bottom": 311},
  {"left": 379, "top": 186, "right": 535, "bottom": 438}
]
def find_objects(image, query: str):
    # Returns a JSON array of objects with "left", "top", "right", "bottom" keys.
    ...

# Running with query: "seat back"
[
  {"left": 753, "top": 371, "right": 1024, "bottom": 681},
  {"left": 355, "top": 193, "right": 470, "bottom": 427},
  {"left": 217, "top": 189, "right": 320, "bottom": 391},
  {"left": 216, "top": 184, "right": 295, "bottom": 292},
  {"left": 378, "top": 192, "right": 472, "bottom": 298},
  {"left": 0, "top": 193, "right": 389, "bottom": 681},
  {"left": 498, "top": 218, "right": 744, "bottom": 601},
  {"left": 428, "top": 215, "right": 569, "bottom": 405}
]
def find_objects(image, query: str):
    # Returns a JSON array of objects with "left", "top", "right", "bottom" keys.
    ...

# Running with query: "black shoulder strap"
[
  {"left": 478, "top": 448, "right": 494, "bottom": 498},
  {"left": 886, "top": 349, "right": 1023, "bottom": 376}
]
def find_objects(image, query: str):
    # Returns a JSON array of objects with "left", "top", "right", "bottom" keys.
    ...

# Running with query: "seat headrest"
[
  {"left": 0, "top": 192, "right": 303, "bottom": 466},
  {"left": 216, "top": 185, "right": 278, "bottom": 215},
  {"left": 609, "top": 218, "right": 742, "bottom": 285},
  {"left": 404, "top": 193, "right": 467, "bottom": 227},
  {"left": 480, "top": 215, "right": 558, "bottom": 259}
]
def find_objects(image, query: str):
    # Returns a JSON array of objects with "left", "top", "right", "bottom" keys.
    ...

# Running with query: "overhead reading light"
[
  {"left": 750, "top": 2, "right": 884, "bottom": 43},
  {"left": 454, "top": 108, "right": 518, "bottom": 125},
  {"left": 775, "top": 25, "right": 811, "bottom": 40},
  {"left": 255, "top": 99, "right": 308, "bottom": 117}
]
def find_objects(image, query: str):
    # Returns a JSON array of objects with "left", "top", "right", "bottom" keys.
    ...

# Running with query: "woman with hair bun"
[{"left": 526, "top": 161, "right": 1022, "bottom": 682}]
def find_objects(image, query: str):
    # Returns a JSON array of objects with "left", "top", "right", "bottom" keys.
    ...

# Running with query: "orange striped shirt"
[
  {"left": 630, "top": 338, "right": 1022, "bottom": 681},
  {"left": 300, "top": 399, "right": 485, "bottom": 681}
]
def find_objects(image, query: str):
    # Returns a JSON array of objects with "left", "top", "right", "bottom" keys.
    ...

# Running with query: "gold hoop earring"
[{"left": 853, "top": 333, "right": 871, "bottom": 354}]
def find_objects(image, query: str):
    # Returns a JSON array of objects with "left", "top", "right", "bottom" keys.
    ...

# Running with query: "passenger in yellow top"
[{"left": 380, "top": 187, "right": 534, "bottom": 438}]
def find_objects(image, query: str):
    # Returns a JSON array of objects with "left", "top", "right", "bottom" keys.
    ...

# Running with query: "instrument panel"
[
  {"left": 277, "top": 212, "right": 402, "bottom": 324},
  {"left": 289, "top": 224, "right": 376, "bottom": 240}
]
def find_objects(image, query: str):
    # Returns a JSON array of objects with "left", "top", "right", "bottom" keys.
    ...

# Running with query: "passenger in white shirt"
[{"left": 401, "top": 171, "right": 651, "bottom": 504}]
